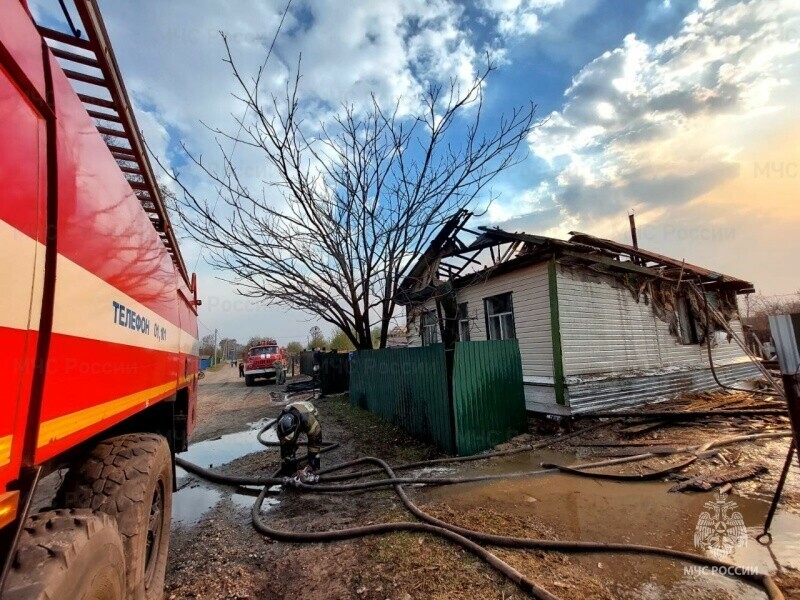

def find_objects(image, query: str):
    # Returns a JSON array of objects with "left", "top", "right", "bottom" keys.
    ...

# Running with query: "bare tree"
[
  {"left": 743, "top": 292, "right": 800, "bottom": 342},
  {"left": 199, "top": 334, "right": 216, "bottom": 357},
  {"left": 166, "top": 38, "right": 537, "bottom": 349}
]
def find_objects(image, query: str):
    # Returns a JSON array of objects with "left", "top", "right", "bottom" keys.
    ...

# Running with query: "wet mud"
[
  {"left": 165, "top": 370, "right": 800, "bottom": 598},
  {"left": 418, "top": 449, "right": 800, "bottom": 599}
]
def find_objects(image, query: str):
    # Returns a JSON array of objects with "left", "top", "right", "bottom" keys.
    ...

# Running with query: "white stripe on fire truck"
[
  {"left": 0, "top": 220, "right": 45, "bottom": 332},
  {"left": 52, "top": 254, "right": 194, "bottom": 354},
  {"left": 0, "top": 221, "right": 199, "bottom": 355}
]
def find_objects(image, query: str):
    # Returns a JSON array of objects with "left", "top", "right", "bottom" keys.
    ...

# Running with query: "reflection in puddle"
[
  {"left": 409, "top": 466, "right": 458, "bottom": 478},
  {"left": 735, "top": 512, "right": 800, "bottom": 574},
  {"left": 172, "top": 425, "right": 281, "bottom": 525},
  {"left": 419, "top": 449, "right": 800, "bottom": 599},
  {"left": 230, "top": 487, "right": 280, "bottom": 512},
  {"left": 172, "top": 485, "right": 222, "bottom": 525},
  {"left": 178, "top": 424, "right": 277, "bottom": 468}
]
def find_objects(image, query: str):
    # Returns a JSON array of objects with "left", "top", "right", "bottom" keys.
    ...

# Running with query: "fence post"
[{"left": 435, "top": 283, "right": 460, "bottom": 455}]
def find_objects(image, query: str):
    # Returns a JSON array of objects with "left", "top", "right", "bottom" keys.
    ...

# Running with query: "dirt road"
[
  {"left": 166, "top": 366, "right": 444, "bottom": 599},
  {"left": 190, "top": 362, "right": 281, "bottom": 443},
  {"left": 164, "top": 369, "right": 800, "bottom": 599},
  {"left": 166, "top": 368, "right": 606, "bottom": 599}
]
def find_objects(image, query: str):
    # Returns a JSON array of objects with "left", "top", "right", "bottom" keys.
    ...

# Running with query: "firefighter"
[
  {"left": 276, "top": 400, "right": 322, "bottom": 483},
  {"left": 238, "top": 361, "right": 245, "bottom": 377},
  {"left": 275, "top": 360, "right": 287, "bottom": 385}
]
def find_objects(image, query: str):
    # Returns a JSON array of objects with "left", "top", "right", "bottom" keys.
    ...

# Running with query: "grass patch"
[{"left": 321, "top": 393, "right": 443, "bottom": 465}]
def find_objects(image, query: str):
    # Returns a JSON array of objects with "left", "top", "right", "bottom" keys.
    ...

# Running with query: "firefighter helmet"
[{"left": 277, "top": 412, "right": 299, "bottom": 444}]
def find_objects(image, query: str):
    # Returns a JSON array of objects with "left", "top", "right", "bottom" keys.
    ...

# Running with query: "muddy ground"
[
  {"left": 167, "top": 365, "right": 442, "bottom": 599},
  {"left": 160, "top": 367, "right": 800, "bottom": 599}
]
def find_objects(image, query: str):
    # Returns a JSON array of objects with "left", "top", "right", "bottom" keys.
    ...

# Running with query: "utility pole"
[{"left": 213, "top": 328, "right": 218, "bottom": 365}]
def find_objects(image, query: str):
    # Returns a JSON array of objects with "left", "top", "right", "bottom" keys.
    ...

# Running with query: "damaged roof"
[{"left": 397, "top": 215, "right": 755, "bottom": 304}]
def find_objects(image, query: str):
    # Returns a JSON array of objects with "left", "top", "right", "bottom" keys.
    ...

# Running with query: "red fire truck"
[
  {"left": 0, "top": 1, "right": 199, "bottom": 598},
  {"left": 243, "top": 339, "right": 286, "bottom": 386}
]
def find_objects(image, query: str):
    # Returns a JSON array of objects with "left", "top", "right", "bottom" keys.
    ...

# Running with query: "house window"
[
  {"left": 676, "top": 296, "right": 699, "bottom": 345},
  {"left": 421, "top": 310, "right": 440, "bottom": 346},
  {"left": 484, "top": 293, "right": 515, "bottom": 340},
  {"left": 458, "top": 303, "right": 470, "bottom": 342}
]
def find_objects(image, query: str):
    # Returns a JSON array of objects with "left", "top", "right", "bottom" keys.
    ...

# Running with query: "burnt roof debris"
[
  {"left": 399, "top": 209, "right": 474, "bottom": 292},
  {"left": 397, "top": 218, "right": 755, "bottom": 305}
]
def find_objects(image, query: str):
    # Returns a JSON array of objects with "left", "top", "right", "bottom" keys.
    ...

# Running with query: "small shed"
[{"left": 397, "top": 216, "right": 759, "bottom": 415}]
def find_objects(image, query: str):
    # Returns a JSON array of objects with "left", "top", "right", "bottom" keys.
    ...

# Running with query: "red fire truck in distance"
[
  {"left": 243, "top": 339, "right": 286, "bottom": 386},
  {"left": 0, "top": 2, "right": 199, "bottom": 599}
]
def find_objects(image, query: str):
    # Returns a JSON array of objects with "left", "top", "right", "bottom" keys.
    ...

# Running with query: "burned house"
[{"left": 397, "top": 213, "right": 759, "bottom": 414}]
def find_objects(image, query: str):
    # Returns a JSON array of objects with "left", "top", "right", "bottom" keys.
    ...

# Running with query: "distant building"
[{"left": 386, "top": 325, "right": 410, "bottom": 348}]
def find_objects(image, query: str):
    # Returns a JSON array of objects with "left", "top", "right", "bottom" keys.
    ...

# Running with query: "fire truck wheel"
[
  {"left": 245, "top": 374, "right": 254, "bottom": 387},
  {"left": 56, "top": 434, "right": 172, "bottom": 600},
  {"left": 4, "top": 509, "right": 126, "bottom": 600}
]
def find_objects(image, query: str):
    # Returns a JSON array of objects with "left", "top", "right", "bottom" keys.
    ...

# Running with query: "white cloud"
[
  {"left": 479, "top": 0, "right": 566, "bottom": 37},
  {"left": 519, "top": 0, "right": 800, "bottom": 224}
]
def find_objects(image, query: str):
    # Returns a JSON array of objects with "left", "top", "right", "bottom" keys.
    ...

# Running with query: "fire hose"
[{"left": 175, "top": 421, "right": 789, "bottom": 600}]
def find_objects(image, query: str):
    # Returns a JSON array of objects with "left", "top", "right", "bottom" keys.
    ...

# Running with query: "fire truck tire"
[
  {"left": 4, "top": 509, "right": 126, "bottom": 600},
  {"left": 55, "top": 434, "right": 172, "bottom": 600},
  {"left": 245, "top": 375, "right": 254, "bottom": 386}
]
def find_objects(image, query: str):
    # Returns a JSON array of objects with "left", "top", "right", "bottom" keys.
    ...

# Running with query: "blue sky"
[{"left": 32, "top": 0, "right": 800, "bottom": 345}]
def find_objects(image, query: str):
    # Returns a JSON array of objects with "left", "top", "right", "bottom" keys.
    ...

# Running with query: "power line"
[{"left": 197, "top": 318, "right": 216, "bottom": 336}]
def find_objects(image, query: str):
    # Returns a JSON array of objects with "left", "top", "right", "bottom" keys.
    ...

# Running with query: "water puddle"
[
  {"left": 172, "top": 485, "right": 222, "bottom": 525},
  {"left": 178, "top": 421, "right": 277, "bottom": 468},
  {"left": 409, "top": 466, "right": 459, "bottom": 477},
  {"left": 172, "top": 423, "right": 281, "bottom": 525},
  {"left": 230, "top": 487, "right": 281, "bottom": 512},
  {"left": 419, "top": 449, "right": 800, "bottom": 598}
]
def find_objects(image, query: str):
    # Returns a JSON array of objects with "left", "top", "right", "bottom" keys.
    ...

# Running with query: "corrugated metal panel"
[
  {"left": 566, "top": 361, "right": 761, "bottom": 413},
  {"left": 299, "top": 351, "right": 314, "bottom": 376},
  {"left": 349, "top": 345, "right": 454, "bottom": 453},
  {"left": 556, "top": 263, "right": 752, "bottom": 376},
  {"left": 452, "top": 340, "right": 527, "bottom": 455},
  {"left": 408, "top": 263, "right": 553, "bottom": 377},
  {"left": 769, "top": 314, "right": 800, "bottom": 374},
  {"left": 320, "top": 352, "right": 349, "bottom": 394}
]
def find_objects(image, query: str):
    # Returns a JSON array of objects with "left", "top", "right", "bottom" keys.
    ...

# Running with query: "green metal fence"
[
  {"left": 320, "top": 352, "right": 350, "bottom": 395},
  {"left": 349, "top": 340, "right": 526, "bottom": 455},
  {"left": 349, "top": 345, "right": 455, "bottom": 453},
  {"left": 452, "top": 340, "right": 527, "bottom": 455}
]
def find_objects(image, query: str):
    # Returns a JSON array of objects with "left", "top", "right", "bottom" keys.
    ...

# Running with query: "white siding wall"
[
  {"left": 458, "top": 263, "right": 553, "bottom": 378},
  {"left": 556, "top": 264, "right": 750, "bottom": 377},
  {"left": 404, "top": 262, "right": 554, "bottom": 378}
]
